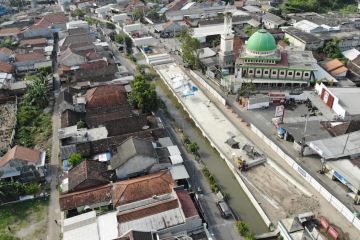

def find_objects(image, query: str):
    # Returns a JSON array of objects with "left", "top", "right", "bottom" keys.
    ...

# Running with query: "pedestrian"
[
  {"left": 7, "top": 226, "right": 11, "bottom": 232},
  {"left": 54, "top": 220, "right": 58, "bottom": 225}
]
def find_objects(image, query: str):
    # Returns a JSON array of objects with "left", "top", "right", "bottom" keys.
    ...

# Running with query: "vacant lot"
[{"left": 0, "top": 199, "right": 48, "bottom": 240}]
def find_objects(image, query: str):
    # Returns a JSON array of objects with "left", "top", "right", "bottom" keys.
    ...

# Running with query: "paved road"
[{"left": 47, "top": 41, "right": 61, "bottom": 240}]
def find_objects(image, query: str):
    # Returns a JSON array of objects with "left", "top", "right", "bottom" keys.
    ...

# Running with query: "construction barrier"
[{"left": 249, "top": 123, "right": 360, "bottom": 231}]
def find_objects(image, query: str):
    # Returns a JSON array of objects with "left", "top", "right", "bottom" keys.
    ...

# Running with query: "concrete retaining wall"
[
  {"left": 156, "top": 68, "right": 272, "bottom": 228},
  {"left": 249, "top": 123, "right": 360, "bottom": 231},
  {"left": 189, "top": 70, "right": 226, "bottom": 106}
]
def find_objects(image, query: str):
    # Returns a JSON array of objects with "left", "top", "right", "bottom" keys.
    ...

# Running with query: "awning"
[
  {"left": 169, "top": 165, "right": 190, "bottom": 180},
  {"left": 170, "top": 155, "right": 183, "bottom": 165}
]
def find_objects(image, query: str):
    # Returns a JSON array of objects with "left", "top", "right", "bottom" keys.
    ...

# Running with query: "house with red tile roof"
[
  {"left": 0, "top": 27, "right": 21, "bottom": 38},
  {"left": 23, "top": 12, "right": 69, "bottom": 39},
  {"left": 0, "top": 145, "right": 46, "bottom": 182},
  {"left": 13, "top": 52, "right": 51, "bottom": 72},
  {"left": 322, "top": 59, "right": 348, "bottom": 78},
  {"left": 19, "top": 38, "right": 48, "bottom": 48},
  {"left": 0, "top": 47, "right": 13, "bottom": 62}
]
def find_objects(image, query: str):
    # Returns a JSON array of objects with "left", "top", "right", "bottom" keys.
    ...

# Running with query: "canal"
[{"left": 156, "top": 80, "right": 268, "bottom": 234}]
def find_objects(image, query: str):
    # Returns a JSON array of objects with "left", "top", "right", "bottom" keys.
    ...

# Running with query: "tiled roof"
[
  {"left": 117, "top": 198, "right": 179, "bottom": 222},
  {"left": 112, "top": 171, "right": 176, "bottom": 207},
  {"left": 19, "top": 38, "right": 47, "bottom": 46},
  {"left": 85, "top": 84, "right": 127, "bottom": 108},
  {"left": 0, "top": 27, "right": 21, "bottom": 35},
  {"left": 330, "top": 66, "right": 348, "bottom": 76},
  {"left": 322, "top": 59, "right": 344, "bottom": 72},
  {"left": 29, "top": 13, "right": 68, "bottom": 29},
  {"left": 351, "top": 55, "right": 360, "bottom": 66},
  {"left": 68, "top": 160, "right": 110, "bottom": 192},
  {"left": 0, "top": 47, "right": 13, "bottom": 55},
  {"left": 59, "top": 184, "right": 112, "bottom": 210},
  {"left": 176, "top": 190, "right": 198, "bottom": 218},
  {"left": 0, "top": 145, "right": 41, "bottom": 167},
  {"left": 0, "top": 61, "right": 14, "bottom": 73},
  {"left": 15, "top": 52, "right": 45, "bottom": 62}
]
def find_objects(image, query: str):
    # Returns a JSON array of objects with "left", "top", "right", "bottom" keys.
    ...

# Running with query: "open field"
[{"left": 0, "top": 199, "right": 48, "bottom": 240}]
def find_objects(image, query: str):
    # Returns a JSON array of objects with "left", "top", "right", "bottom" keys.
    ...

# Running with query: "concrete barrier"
[
  {"left": 189, "top": 70, "right": 227, "bottom": 106},
  {"left": 249, "top": 123, "right": 360, "bottom": 231},
  {"left": 155, "top": 68, "right": 272, "bottom": 228}
]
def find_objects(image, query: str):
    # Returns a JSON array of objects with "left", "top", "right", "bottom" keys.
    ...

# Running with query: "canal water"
[{"left": 156, "top": 82, "right": 268, "bottom": 234}]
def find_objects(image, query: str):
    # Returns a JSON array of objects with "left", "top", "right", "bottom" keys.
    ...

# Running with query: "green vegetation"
[
  {"left": 146, "top": 9, "right": 161, "bottom": 21},
  {"left": 235, "top": 220, "right": 250, "bottom": 236},
  {"left": 115, "top": 34, "right": 133, "bottom": 53},
  {"left": 76, "top": 120, "right": 87, "bottom": 129},
  {"left": 202, "top": 167, "right": 220, "bottom": 193},
  {"left": 322, "top": 38, "right": 345, "bottom": 60},
  {"left": 24, "top": 78, "right": 49, "bottom": 108},
  {"left": 68, "top": 153, "right": 83, "bottom": 166},
  {"left": 17, "top": 104, "right": 52, "bottom": 148},
  {"left": 280, "top": 0, "right": 357, "bottom": 13},
  {"left": 84, "top": 16, "right": 99, "bottom": 26},
  {"left": 340, "top": 4, "right": 358, "bottom": 14},
  {"left": 128, "top": 75, "right": 159, "bottom": 113},
  {"left": 178, "top": 29, "right": 203, "bottom": 70},
  {"left": 71, "top": 8, "right": 85, "bottom": 18},
  {"left": 237, "top": 81, "right": 256, "bottom": 98},
  {"left": 0, "top": 199, "right": 48, "bottom": 240},
  {"left": 243, "top": 25, "right": 259, "bottom": 36},
  {"left": 132, "top": 8, "right": 144, "bottom": 21},
  {"left": 188, "top": 142, "right": 200, "bottom": 156},
  {"left": 0, "top": 38, "right": 12, "bottom": 48},
  {"left": 106, "top": 21, "right": 116, "bottom": 30}
]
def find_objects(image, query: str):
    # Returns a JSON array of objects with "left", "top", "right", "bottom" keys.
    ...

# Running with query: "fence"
[
  {"left": 189, "top": 70, "right": 226, "bottom": 106},
  {"left": 155, "top": 68, "right": 272, "bottom": 228},
  {"left": 249, "top": 123, "right": 360, "bottom": 231}
]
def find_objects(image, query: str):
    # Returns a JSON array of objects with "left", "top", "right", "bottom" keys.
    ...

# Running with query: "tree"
[
  {"left": 178, "top": 29, "right": 203, "bottom": 69},
  {"left": 36, "top": 66, "right": 52, "bottom": 77},
  {"left": 115, "top": 34, "right": 133, "bottom": 53},
  {"left": 188, "top": 142, "right": 200, "bottom": 155},
  {"left": 106, "top": 22, "right": 116, "bottom": 30},
  {"left": 128, "top": 75, "right": 159, "bottom": 113},
  {"left": 69, "top": 153, "right": 83, "bottom": 166},
  {"left": 243, "top": 25, "right": 259, "bottom": 36},
  {"left": 235, "top": 221, "right": 250, "bottom": 236},
  {"left": 0, "top": 37, "right": 12, "bottom": 48},
  {"left": 84, "top": 16, "right": 99, "bottom": 26},
  {"left": 76, "top": 120, "right": 87, "bottom": 129},
  {"left": 24, "top": 183, "right": 40, "bottom": 195},
  {"left": 323, "top": 38, "right": 343, "bottom": 59},
  {"left": 0, "top": 181, "right": 25, "bottom": 203},
  {"left": 72, "top": 8, "right": 85, "bottom": 18},
  {"left": 132, "top": 8, "right": 144, "bottom": 21},
  {"left": 136, "top": 64, "right": 149, "bottom": 75},
  {"left": 146, "top": 9, "right": 160, "bottom": 21},
  {"left": 24, "top": 77, "right": 49, "bottom": 108},
  {"left": 245, "top": 234, "right": 255, "bottom": 240}
]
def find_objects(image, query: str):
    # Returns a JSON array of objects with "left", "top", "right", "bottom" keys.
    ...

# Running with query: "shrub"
[
  {"left": 76, "top": 120, "right": 87, "bottom": 129},
  {"left": 235, "top": 221, "right": 250, "bottom": 236},
  {"left": 24, "top": 183, "right": 40, "bottom": 195},
  {"left": 69, "top": 153, "right": 83, "bottom": 166}
]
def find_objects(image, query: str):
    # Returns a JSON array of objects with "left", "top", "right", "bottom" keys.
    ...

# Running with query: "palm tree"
[{"left": 25, "top": 77, "right": 49, "bottom": 108}]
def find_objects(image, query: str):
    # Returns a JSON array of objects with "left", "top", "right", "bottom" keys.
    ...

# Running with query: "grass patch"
[
  {"left": 16, "top": 103, "right": 52, "bottom": 148},
  {"left": 0, "top": 199, "right": 48, "bottom": 240}
]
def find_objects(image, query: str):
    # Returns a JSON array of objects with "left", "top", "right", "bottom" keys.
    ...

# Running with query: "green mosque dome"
[{"left": 246, "top": 29, "right": 277, "bottom": 52}]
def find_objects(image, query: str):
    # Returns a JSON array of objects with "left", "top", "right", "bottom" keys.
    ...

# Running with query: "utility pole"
[
  {"left": 301, "top": 114, "right": 309, "bottom": 157},
  {"left": 341, "top": 132, "right": 351, "bottom": 155}
]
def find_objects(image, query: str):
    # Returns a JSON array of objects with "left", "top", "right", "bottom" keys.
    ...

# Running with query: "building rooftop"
[
  {"left": 284, "top": 27, "right": 322, "bottom": 43},
  {"left": 68, "top": 160, "right": 110, "bottom": 192},
  {"left": 169, "top": 165, "right": 189, "bottom": 180},
  {"left": 97, "top": 211, "right": 118, "bottom": 240},
  {"left": 262, "top": 12, "right": 286, "bottom": 25},
  {"left": 342, "top": 48, "right": 360, "bottom": 61},
  {"left": 58, "top": 126, "right": 108, "bottom": 144},
  {"left": 112, "top": 171, "right": 176, "bottom": 207},
  {"left": 19, "top": 38, "right": 47, "bottom": 47},
  {"left": 85, "top": 84, "right": 127, "bottom": 109},
  {"left": 59, "top": 184, "right": 112, "bottom": 210},
  {"left": 326, "top": 159, "right": 360, "bottom": 190},
  {"left": 286, "top": 50, "right": 317, "bottom": 71},
  {"left": 176, "top": 189, "right": 198, "bottom": 218},
  {"left": 308, "top": 130, "right": 360, "bottom": 159},
  {"left": 246, "top": 29, "right": 277, "bottom": 52},
  {"left": 0, "top": 145, "right": 43, "bottom": 168},
  {"left": 63, "top": 211, "right": 99, "bottom": 240},
  {"left": 110, "top": 137, "right": 157, "bottom": 170},
  {"left": 118, "top": 204, "right": 184, "bottom": 235}
]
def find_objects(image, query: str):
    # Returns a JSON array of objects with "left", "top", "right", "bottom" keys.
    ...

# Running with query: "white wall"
[
  {"left": 332, "top": 97, "right": 346, "bottom": 119},
  {"left": 123, "top": 23, "right": 142, "bottom": 33}
]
